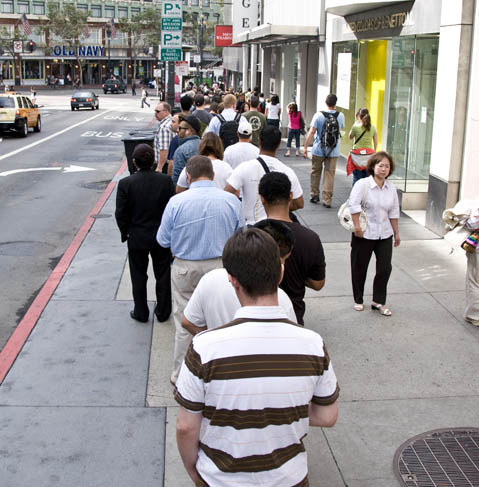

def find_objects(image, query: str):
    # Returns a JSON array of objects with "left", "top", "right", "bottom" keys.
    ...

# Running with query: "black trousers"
[
  {"left": 128, "top": 245, "right": 172, "bottom": 321},
  {"left": 350, "top": 235, "right": 393, "bottom": 305}
]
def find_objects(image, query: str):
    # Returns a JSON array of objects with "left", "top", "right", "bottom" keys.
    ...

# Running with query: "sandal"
[
  {"left": 354, "top": 303, "right": 364, "bottom": 311},
  {"left": 285, "top": 151, "right": 290, "bottom": 157},
  {"left": 371, "top": 303, "right": 392, "bottom": 316}
]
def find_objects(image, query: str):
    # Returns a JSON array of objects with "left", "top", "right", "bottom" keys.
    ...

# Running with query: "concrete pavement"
[{"left": 0, "top": 145, "right": 478, "bottom": 487}]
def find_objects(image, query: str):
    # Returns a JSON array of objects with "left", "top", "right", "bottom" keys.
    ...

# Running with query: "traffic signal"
[{"left": 26, "top": 40, "right": 36, "bottom": 53}]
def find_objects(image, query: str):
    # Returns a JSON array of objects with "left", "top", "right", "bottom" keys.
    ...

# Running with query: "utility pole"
[{"left": 106, "top": 25, "right": 112, "bottom": 79}]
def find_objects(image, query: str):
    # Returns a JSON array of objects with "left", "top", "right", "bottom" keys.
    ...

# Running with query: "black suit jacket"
[{"left": 115, "top": 168, "right": 175, "bottom": 249}]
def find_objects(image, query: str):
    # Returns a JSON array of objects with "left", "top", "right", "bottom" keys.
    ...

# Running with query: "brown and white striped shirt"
[{"left": 175, "top": 306, "right": 339, "bottom": 487}]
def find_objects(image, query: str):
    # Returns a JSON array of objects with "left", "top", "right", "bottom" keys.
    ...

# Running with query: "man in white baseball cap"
[{"left": 223, "top": 120, "right": 259, "bottom": 170}]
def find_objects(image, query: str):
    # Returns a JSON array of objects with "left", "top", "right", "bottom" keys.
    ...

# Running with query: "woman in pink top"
[{"left": 285, "top": 102, "right": 302, "bottom": 157}]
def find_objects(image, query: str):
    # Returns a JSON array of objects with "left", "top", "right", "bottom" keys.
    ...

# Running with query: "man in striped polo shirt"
[{"left": 175, "top": 228, "right": 339, "bottom": 487}]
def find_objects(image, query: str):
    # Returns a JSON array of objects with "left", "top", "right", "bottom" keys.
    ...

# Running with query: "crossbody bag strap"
[
  {"left": 354, "top": 130, "right": 367, "bottom": 145},
  {"left": 257, "top": 156, "right": 270, "bottom": 173}
]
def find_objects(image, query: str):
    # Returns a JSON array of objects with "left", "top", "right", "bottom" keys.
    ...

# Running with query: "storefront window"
[
  {"left": 118, "top": 7, "right": 128, "bottom": 18},
  {"left": 105, "top": 6, "right": 115, "bottom": 18},
  {"left": 331, "top": 41, "right": 360, "bottom": 155},
  {"left": 91, "top": 5, "right": 101, "bottom": 17},
  {"left": 33, "top": 2, "right": 45, "bottom": 14},
  {"left": 77, "top": 4, "right": 88, "bottom": 12},
  {"left": 18, "top": 1, "right": 29, "bottom": 13},
  {"left": 23, "top": 60, "right": 43, "bottom": 79},
  {"left": 1, "top": 1, "right": 13, "bottom": 13}
]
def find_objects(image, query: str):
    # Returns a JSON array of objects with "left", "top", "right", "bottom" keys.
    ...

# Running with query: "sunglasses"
[
  {"left": 155, "top": 109, "right": 165, "bottom": 113},
  {"left": 178, "top": 126, "right": 189, "bottom": 131}
]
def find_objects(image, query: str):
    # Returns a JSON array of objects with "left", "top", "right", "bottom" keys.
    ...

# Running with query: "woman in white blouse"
[
  {"left": 348, "top": 151, "right": 400, "bottom": 316},
  {"left": 265, "top": 94, "right": 281, "bottom": 128}
]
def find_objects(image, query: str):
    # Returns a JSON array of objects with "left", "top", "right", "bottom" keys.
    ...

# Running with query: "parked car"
[
  {"left": 71, "top": 91, "right": 99, "bottom": 110},
  {"left": 103, "top": 79, "right": 127, "bottom": 94},
  {"left": 0, "top": 92, "right": 41, "bottom": 137}
]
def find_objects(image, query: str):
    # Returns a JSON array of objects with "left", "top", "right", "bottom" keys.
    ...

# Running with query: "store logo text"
[
  {"left": 52, "top": 45, "right": 105, "bottom": 57},
  {"left": 348, "top": 12, "right": 409, "bottom": 33}
]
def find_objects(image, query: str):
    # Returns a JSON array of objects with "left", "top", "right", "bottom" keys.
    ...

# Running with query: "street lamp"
[
  {"left": 199, "top": 14, "right": 206, "bottom": 85},
  {"left": 106, "top": 25, "right": 112, "bottom": 79}
]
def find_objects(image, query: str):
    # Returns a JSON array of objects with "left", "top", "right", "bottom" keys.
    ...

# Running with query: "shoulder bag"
[{"left": 338, "top": 179, "right": 369, "bottom": 232}]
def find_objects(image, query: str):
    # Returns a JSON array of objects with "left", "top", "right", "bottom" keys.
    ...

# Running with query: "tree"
[
  {"left": 117, "top": 7, "right": 162, "bottom": 82},
  {"left": 41, "top": 2, "right": 90, "bottom": 86},
  {"left": 0, "top": 26, "right": 27, "bottom": 85}
]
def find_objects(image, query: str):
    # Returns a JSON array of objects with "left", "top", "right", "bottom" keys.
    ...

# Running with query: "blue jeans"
[
  {"left": 287, "top": 129, "right": 300, "bottom": 149},
  {"left": 353, "top": 169, "right": 368, "bottom": 185},
  {"left": 266, "top": 119, "right": 280, "bottom": 127}
]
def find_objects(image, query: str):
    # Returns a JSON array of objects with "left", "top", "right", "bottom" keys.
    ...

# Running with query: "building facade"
[
  {"left": 0, "top": 0, "right": 221, "bottom": 87},
  {"left": 229, "top": 0, "right": 478, "bottom": 234}
]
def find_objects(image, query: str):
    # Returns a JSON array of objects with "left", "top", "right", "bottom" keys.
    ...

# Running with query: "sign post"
[{"left": 161, "top": 1, "right": 182, "bottom": 107}]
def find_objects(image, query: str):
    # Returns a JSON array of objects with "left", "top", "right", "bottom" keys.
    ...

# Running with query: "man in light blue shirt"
[
  {"left": 303, "top": 94, "right": 345, "bottom": 208},
  {"left": 157, "top": 155, "right": 242, "bottom": 383}
]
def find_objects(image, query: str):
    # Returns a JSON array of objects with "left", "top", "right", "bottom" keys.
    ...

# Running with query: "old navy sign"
[{"left": 53, "top": 45, "right": 105, "bottom": 57}]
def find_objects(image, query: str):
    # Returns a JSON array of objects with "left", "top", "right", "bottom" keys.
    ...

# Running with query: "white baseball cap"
[{"left": 238, "top": 120, "right": 253, "bottom": 136}]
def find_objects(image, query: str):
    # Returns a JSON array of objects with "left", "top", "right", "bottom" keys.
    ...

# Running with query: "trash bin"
[{"left": 122, "top": 129, "right": 156, "bottom": 174}]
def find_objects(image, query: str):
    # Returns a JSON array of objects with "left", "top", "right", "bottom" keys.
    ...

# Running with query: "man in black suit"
[{"left": 115, "top": 144, "right": 175, "bottom": 323}]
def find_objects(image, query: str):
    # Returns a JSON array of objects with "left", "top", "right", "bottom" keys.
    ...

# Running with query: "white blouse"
[
  {"left": 348, "top": 175, "right": 400, "bottom": 240},
  {"left": 266, "top": 103, "right": 281, "bottom": 120}
]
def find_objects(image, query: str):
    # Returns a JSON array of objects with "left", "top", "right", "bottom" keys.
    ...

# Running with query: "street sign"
[
  {"left": 161, "top": 48, "right": 182, "bottom": 62},
  {"left": 13, "top": 40, "right": 22, "bottom": 53},
  {"left": 161, "top": 18, "right": 182, "bottom": 31},
  {"left": 154, "top": 68, "right": 162, "bottom": 77},
  {"left": 175, "top": 61, "right": 188, "bottom": 76},
  {"left": 162, "top": 1, "right": 182, "bottom": 18},
  {"left": 193, "top": 55, "right": 201, "bottom": 63},
  {"left": 161, "top": 32, "right": 182, "bottom": 49}
]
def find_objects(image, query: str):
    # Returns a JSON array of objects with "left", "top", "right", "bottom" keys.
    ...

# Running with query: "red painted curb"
[{"left": 0, "top": 160, "right": 128, "bottom": 383}]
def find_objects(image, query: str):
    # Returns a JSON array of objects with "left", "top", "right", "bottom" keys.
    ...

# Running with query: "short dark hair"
[
  {"left": 199, "top": 132, "right": 224, "bottom": 160},
  {"left": 222, "top": 228, "right": 281, "bottom": 298},
  {"left": 260, "top": 126, "right": 282, "bottom": 152},
  {"left": 250, "top": 95, "right": 260, "bottom": 108},
  {"left": 367, "top": 151, "right": 395, "bottom": 176},
  {"left": 194, "top": 94, "right": 204, "bottom": 107},
  {"left": 271, "top": 94, "right": 280, "bottom": 105},
  {"left": 132, "top": 143, "right": 154, "bottom": 168},
  {"left": 254, "top": 219, "right": 295, "bottom": 259},
  {"left": 326, "top": 93, "right": 337, "bottom": 108},
  {"left": 209, "top": 101, "right": 219, "bottom": 113},
  {"left": 258, "top": 171, "right": 291, "bottom": 205},
  {"left": 181, "top": 94, "right": 193, "bottom": 111},
  {"left": 186, "top": 155, "right": 214, "bottom": 180}
]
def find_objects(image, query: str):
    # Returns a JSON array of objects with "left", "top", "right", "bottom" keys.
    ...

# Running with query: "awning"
[
  {"left": 235, "top": 24, "right": 319, "bottom": 46},
  {"left": 326, "top": 0, "right": 409, "bottom": 17}
]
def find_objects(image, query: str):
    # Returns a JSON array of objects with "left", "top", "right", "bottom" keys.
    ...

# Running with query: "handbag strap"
[
  {"left": 355, "top": 130, "right": 367, "bottom": 145},
  {"left": 257, "top": 156, "right": 270, "bottom": 173}
]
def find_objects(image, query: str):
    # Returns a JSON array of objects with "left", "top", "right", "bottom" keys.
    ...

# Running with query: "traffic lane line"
[
  {"left": 0, "top": 159, "right": 127, "bottom": 384},
  {"left": 0, "top": 108, "right": 114, "bottom": 163}
]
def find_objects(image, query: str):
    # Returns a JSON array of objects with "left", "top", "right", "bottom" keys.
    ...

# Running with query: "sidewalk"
[{"left": 0, "top": 147, "right": 478, "bottom": 487}]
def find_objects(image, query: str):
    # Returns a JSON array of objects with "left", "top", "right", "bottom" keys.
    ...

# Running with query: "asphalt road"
[{"left": 0, "top": 91, "right": 157, "bottom": 349}]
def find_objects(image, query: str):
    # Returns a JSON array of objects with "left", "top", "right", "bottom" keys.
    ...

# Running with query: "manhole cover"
[
  {"left": 394, "top": 428, "right": 479, "bottom": 487},
  {"left": 79, "top": 180, "right": 110, "bottom": 190},
  {"left": 0, "top": 241, "right": 55, "bottom": 256}
]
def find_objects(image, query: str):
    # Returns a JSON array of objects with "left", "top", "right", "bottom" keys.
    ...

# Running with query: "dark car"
[
  {"left": 71, "top": 91, "right": 99, "bottom": 110},
  {"left": 103, "top": 79, "right": 127, "bottom": 94}
]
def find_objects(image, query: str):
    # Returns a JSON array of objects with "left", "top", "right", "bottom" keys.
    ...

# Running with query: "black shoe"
[
  {"left": 154, "top": 305, "right": 171, "bottom": 323},
  {"left": 130, "top": 311, "right": 149, "bottom": 323},
  {"left": 310, "top": 196, "right": 319, "bottom": 204},
  {"left": 322, "top": 202, "right": 331, "bottom": 208}
]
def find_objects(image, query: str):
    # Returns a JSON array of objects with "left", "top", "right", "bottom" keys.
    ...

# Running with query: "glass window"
[
  {"left": 182, "top": 0, "right": 188, "bottom": 4},
  {"left": 0, "top": 97, "right": 15, "bottom": 108},
  {"left": 105, "top": 6, "right": 115, "bottom": 17},
  {"left": 131, "top": 7, "right": 140, "bottom": 15},
  {"left": 33, "top": 2, "right": 45, "bottom": 14},
  {"left": 18, "top": 2, "right": 29, "bottom": 13},
  {"left": 202, "top": 12, "right": 209, "bottom": 20},
  {"left": 191, "top": 0, "right": 199, "bottom": 5},
  {"left": 202, "top": 0, "right": 210, "bottom": 6},
  {"left": 213, "top": 13, "right": 220, "bottom": 21},
  {"left": 91, "top": 5, "right": 101, "bottom": 17},
  {"left": 23, "top": 96, "right": 33, "bottom": 108},
  {"left": 77, "top": 4, "right": 88, "bottom": 12},
  {"left": 16, "top": 96, "right": 23, "bottom": 108},
  {"left": 1, "top": 1, "right": 14, "bottom": 13},
  {"left": 192, "top": 12, "right": 198, "bottom": 22},
  {"left": 118, "top": 7, "right": 128, "bottom": 18}
]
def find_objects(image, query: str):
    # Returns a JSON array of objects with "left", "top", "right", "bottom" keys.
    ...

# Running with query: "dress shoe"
[
  {"left": 310, "top": 195, "right": 319, "bottom": 204},
  {"left": 130, "top": 311, "right": 149, "bottom": 323},
  {"left": 322, "top": 202, "right": 331, "bottom": 208},
  {"left": 154, "top": 306, "right": 171, "bottom": 323}
]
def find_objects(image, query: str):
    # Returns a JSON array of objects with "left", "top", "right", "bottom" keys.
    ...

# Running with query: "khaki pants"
[
  {"left": 464, "top": 251, "right": 479, "bottom": 324},
  {"left": 170, "top": 257, "right": 223, "bottom": 383},
  {"left": 310, "top": 155, "right": 337, "bottom": 205}
]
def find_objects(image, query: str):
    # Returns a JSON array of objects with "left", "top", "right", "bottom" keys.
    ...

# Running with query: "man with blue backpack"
[{"left": 303, "top": 93, "right": 345, "bottom": 208}]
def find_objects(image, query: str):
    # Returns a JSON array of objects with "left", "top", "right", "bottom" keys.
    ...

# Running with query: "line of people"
[{"left": 114, "top": 91, "right": 405, "bottom": 485}]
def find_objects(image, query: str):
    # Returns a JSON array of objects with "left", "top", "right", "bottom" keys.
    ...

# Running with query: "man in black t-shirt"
[{"left": 259, "top": 171, "right": 325, "bottom": 325}]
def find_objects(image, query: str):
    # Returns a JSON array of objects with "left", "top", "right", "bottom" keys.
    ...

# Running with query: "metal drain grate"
[{"left": 394, "top": 428, "right": 479, "bottom": 487}]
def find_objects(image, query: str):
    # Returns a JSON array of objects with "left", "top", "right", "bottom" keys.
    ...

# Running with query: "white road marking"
[
  {"left": 0, "top": 165, "right": 96, "bottom": 177},
  {"left": 0, "top": 109, "right": 114, "bottom": 162}
]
